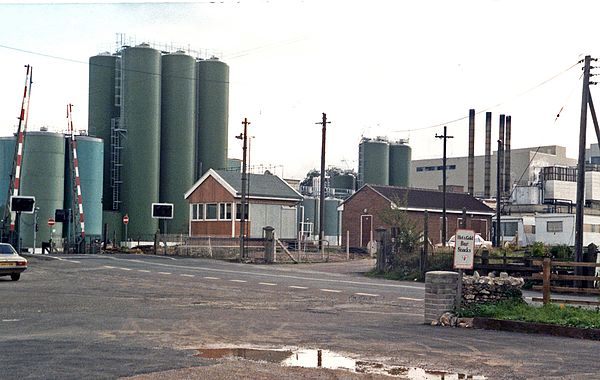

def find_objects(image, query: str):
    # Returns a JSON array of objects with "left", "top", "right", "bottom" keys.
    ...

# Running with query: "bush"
[
  {"left": 530, "top": 242, "right": 548, "bottom": 257},
  {"left": 548, "top": 244, "right": 573, "bottom": 260}
]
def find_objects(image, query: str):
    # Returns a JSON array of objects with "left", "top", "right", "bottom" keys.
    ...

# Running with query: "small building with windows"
[{"left": 184, "top": 169, "right": 303, "bottom": 239}]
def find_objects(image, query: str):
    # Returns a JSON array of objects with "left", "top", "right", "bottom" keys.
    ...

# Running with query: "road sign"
[
  {"left": 453, "top": 229, "right": 475, "bottom": 270},
  {"left": 47, "top": 218, "right": 55, "bottom": 227},
  {"left": 152, "top": 203, "right": 173, "bottom": 219},
  {"left": 10, "top": 195, "right": 36, "bottom": 213},
  {"left": 123, "top": 214, "right": 129, "bottom": 225}
]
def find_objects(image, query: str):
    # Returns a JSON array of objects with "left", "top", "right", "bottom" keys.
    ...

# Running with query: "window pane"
[
  {"left": 198, "top": 204, "right": 204, "bottom": 220},
  {"left": 192, "top": 204, "right": 198, "bottom": 220},
  {"left": 206, "top": 204, "right": 217, "bottom": 220},
  {"left": 219, "top": 203, "right": 226, "bottom": 219},
  {"left": 547, "top": 221, "right": 563, "bottom": 233},
  {"left": 226, "top": 203, "right": 232, "bottom": 220},
  {"left": 235, "top": 203, "right": 248, "bottom": 220}
]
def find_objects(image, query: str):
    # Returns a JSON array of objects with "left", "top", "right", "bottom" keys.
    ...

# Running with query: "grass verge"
[{"left": 458, "top": 299, "right": 600, "bottom": 329}]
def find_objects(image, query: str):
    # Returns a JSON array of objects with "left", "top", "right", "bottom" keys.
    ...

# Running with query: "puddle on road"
[{"left": 195, "top": 347, "right": 486, "bottom": 379}]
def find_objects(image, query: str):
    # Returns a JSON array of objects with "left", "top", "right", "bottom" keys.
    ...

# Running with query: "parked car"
[
  {"left": 0, "top": 243, "right": 27, "bottom": 281},
  {"left": 437, "top": 234, "right": 493, "bottom": 250}
]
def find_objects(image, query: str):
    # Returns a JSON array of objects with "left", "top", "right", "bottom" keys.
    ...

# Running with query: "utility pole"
[
  {"left": 316, "top": 113, "right": 330, "bottom": 253},
  {"left": 575, "top": 56, "right": 592, "bottom": 264},
  {"left": 237, "top": 118, "right": 250, "bottom": 261},
  {"left": 435, "top": 126, "right": 453, "bottom": 247}
]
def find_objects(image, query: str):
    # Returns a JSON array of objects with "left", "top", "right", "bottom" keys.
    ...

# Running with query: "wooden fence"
[{"left": 531, "top": 258, "right": 600, "bottom": 306}]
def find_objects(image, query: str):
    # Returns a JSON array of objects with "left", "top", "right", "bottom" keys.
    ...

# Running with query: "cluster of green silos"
[
  {"left": 358, "top": 137, "right": 411, "bottom": 187},
  {"left": 88, "top": 44, "right": 230, "bottom": 238},
  {"left": 0, "top": 132, "right": 104, "bottom": 249}
]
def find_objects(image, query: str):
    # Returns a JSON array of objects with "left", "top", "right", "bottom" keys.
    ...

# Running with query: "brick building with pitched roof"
[{"left": 339, "top": 184, "right": 494, "bottom": 248}]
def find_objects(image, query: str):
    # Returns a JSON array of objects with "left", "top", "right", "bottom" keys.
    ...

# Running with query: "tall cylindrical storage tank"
[
  {"left": 389, "top": 142, "right": 412, "bottom": 187},
  {"left": 121, "top": 44, "right": 161, "bottom": 238},
  {"left": 88, "top": 53, "right": 117, "bottom": 211},
  {"left": 324, "top": 198, "right": 341, "bottom": 242},
  {"left": 160, "top": 52, "right": 196, "bottom": 234},
  {"left": 20, "top": 132, "right": 65, "bottom": 247},
  {"left": 299, "top": 197, "right": 319, "bottom": 238},
  {"left": 196, "top": 58, "right": 229, "bottom": 177},
  {"left": 64, "top": 136, "right": 104, "bottom": 238},
  {"left": 359, "top": 138, "right": 389, "bottom": 186},
  {"left": 0, "top": 137, "right": 15, "bottom": 212}
]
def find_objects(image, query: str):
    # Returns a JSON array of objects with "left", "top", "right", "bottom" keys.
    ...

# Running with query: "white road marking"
[
  {"left": 397, "top": 296, "right": 424, "bottom": 302},
  {"left": 104, "top": 256, "right": 424, "bottom": 291},
  {"left": 346, "top": 310, "right": 422, "bottom": 317},
  {"left": 48, "top": 257, "right": 81, "bottom": 263},
  {"left": 355, "top": 292, "right": 379, "bottom": 297},
  {"left": 103, "top": 265, "right": 116, "bottom": 269},
  {"left": 289, "top": 285, "right": 308, "bottom": 289},
  {"left": 118, "top": 267, "right": 132, "bottom": 271},
  {"left": 138, "top": 270, "right": 151, "bottom": 273},
  {"left": 203, "top": 276, "right": 220, "bottom": 280},
  {"left": 230, "top": 279, "right": 247, "bottom": 283},
  {"left": 320, "top": 289, "right": 342, "bottom": 293},
  {"left": 180, "top": 274, "right": 195, "bottom": 278},
  {"left": 2, "top": 319, "right": 20, "bottom": 322},
  {"left": 259, "top": 282, "right": 277, "bottom": 286},
  {"left": 158, "top": 272, "right": 171, "bottom": 275}
]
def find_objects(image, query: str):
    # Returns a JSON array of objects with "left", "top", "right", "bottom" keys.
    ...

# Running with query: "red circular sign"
[
  {"left": 122, "top": 214, "right": 129, "bottom": 225},
  {"left": 47, "top": 218, "right": 55, "bottom": 227}
]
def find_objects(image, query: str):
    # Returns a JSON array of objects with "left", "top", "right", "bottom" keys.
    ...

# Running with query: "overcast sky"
[{"left": 0, "top": 0, "right": 598, "bottom": 179}]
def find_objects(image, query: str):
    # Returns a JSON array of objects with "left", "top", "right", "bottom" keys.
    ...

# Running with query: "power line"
[{"left": 393, "top": 60, "right": 581, "bottom": 133}]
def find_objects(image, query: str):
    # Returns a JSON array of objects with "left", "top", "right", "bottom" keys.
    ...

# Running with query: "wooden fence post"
[{"left": 542, "top": 257, "right": 551, "bottom": 305}]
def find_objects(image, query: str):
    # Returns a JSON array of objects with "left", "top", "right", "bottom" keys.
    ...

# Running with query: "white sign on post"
[{"left": 453, "top": 229, "right": 475, "bottom": 270}]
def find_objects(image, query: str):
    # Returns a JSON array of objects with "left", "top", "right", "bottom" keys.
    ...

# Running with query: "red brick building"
[{"left": 340, "top": 185, "right": 494, "bottom": 248}]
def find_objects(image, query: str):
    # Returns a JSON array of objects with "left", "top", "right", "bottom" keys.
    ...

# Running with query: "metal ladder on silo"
[
  {"left": 110, "top": 118, "right": 125, "bottom": 211},
  {"left": 110, "top": 53, "right": 125, "bottom": 211}
]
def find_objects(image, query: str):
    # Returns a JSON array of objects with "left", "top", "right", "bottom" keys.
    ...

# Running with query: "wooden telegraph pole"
[
  {"left": 435, "top": 126, "right": 453, "bottom": 247},
  {"left": 238, "top": 118, "right": 250, "bottom": 261},
  {"left": 316, "top": 113, "right": 330, "bottom": 255}
]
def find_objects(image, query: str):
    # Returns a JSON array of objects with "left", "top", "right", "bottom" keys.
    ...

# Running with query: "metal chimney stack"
[
  {"left": 468, "top": 109, "right": 475, "bottom": 195},
  {"left": 484, "top": 112, "right": 492, "bottom": 198},
  {"left": 498, "top": 114, "right": 506, "bottom": 199},
  {"left": 505, "top": 115, "right": 512, "bottom": 195}
]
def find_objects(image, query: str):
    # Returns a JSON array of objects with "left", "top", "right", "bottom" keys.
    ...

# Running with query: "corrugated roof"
[
  {"left": 368, "top": 185, "right": 494, "bottom": 214},
  {"left": 215, "top": 170, "right": 303, "bottom": 201}
]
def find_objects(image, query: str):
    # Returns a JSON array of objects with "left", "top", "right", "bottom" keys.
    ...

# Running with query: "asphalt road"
[{"left": 1, "top": 253, "right": 599, "bottom": 379}]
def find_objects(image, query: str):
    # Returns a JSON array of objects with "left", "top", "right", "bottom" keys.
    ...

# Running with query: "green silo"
[
  {"left": 64, "top": 136, "right": 104, "bottom": 238},
  {"left": 300, "top": 197, "right": 319, "bottom": 238},
  {"left": 324, "top": 198, "right": 341, "bottom": 240},
  {"left": 19, "top": 132, "right": 65, "bottom": 247},
  {"left": 358, "top": 138, "right": 389, "bottom": 186},
  {"left": 196, "top": 58, "right": 229, "bottom": 177},
  {"left": 120, "top": 44, "right": 161, "bottom": 238},
  {"left": 389, "top": 141, "right": 412, "bottom": 187},
  {"left": 160, "top": 52, "right": 196, "bottom": 234},
  {"left": 0, "top": 137, "right": 15, "bottom": 211},
  {"left": 88, "top": 53, "right": 117, "bottom": 211}
]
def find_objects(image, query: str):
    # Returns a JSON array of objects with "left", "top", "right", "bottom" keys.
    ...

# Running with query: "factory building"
[
  {"left": 410, "top": 145, "right": 576, "bottom": 198},
  {"left": 88, "top": 42, "right": 230, "bottom": 239}
]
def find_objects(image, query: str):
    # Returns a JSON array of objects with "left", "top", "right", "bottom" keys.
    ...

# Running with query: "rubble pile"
[{"left": 462, "top": 271, "right": 524, "bottom": 306}]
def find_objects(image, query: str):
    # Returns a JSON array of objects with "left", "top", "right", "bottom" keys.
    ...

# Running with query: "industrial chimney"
[
  {"left": 468, "top": 109, "right": 475, "bottom": 195},
  {"left": 504, "top": 115, "right": 512, "bottom": 195},
  {"left": 484, "top": 112, "right": 492, "bottom": 198}
]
